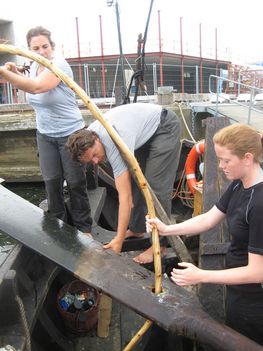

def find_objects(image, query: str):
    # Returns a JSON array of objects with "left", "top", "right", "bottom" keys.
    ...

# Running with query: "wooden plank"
[
  {"left": 199, "top": 243, "right": 230, "bottom": 256},
  {"left": 0, "top": 184, "right": 261, "bottom": 351},
  {"left": 198, "top": 117, "right": 231, "bottom": 322}
]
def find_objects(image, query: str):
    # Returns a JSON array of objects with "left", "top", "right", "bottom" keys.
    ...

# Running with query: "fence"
[
  {"left": 0, "top": 63, "right": 224, "bottom": 104},
  {"left": 209, "top": 74, "right": 263, "bottom": 125}
]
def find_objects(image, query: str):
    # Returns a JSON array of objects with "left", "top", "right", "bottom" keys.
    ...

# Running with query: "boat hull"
[{"left": 0, "top": 184, "right": 262, "bottom": 351}]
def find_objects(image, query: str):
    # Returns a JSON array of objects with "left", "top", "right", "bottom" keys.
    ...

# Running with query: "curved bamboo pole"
[
  {"left": 0, "top": 44, "right": 160, "bottom": 346},
  {"left": 123, "top": 320, "right": 152, "bottom": 351}
]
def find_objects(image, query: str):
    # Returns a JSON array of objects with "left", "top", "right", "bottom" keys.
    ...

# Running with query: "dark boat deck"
[{"left": 30, "top": 254, "right": 148, "bottom": 351}]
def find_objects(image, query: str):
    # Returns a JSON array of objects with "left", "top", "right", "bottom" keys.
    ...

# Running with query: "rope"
[
  {"left": 110, "top": 57, "right": 120, "bottom": 109},
  {"left": 174, "top": 102, "right": 196, "bottom": 143},
  {"left": 172, "top": 169, "right": 194, "bottom": 208},
  {"left": 14, "top": 287, "right": 31, "bottom": 351},
  {"left": 171, "top": 103, "right": 205, "bottom": 208}
]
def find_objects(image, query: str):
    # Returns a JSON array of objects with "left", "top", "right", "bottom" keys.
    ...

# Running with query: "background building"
[{"left": 0, "top": 11, "right": 262, "bottom": 104}]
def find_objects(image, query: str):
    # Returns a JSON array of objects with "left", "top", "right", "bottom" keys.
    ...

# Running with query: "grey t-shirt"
[
  {"left": 27, "top": 57, "right": 84, "bottom": 137},
  {"left": 88, "top": 103, "right": 162, "bottom": 177}
]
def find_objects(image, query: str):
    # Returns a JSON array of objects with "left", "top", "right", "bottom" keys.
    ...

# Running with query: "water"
[{"left": 0, "top": 182, "right": 46, "bottom": 246}]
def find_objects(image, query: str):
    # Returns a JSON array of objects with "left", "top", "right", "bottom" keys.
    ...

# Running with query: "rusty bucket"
[{"left": 57, "top": 279, "right": 100, "bottom": 335}]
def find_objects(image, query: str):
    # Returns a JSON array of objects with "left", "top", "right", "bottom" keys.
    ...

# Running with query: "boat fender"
[{"left": 185, "top": 140, "right": 205, "bottom": 194}]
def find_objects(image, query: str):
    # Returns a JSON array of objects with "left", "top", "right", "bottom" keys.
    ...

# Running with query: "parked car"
[
  {"left": 210, "top": 93, "right": 230, "bottom": 103},
  {"left": 236, "top": 93, "right": 251, "bottom": 102},
  {"left": 253, "top": 93, "right": 263, "bottom": 106}
]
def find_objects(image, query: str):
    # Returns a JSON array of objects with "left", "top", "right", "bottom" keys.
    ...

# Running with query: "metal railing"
[
  {"left": 0, "top": 64, "right": 225, "bottom": 105},
  {"left": 209, "top": 75, "right": 263, "bottom": 124}
]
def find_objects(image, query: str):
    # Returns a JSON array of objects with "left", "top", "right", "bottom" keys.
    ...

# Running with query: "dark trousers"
[
  {"left": 226, "top": 286, "right": 263, "bottom": 345},
  {"left": 129, "top": 108, "right": 182, "bottom": 233},
  {"left": 37, "top": 131, "right": 92, "bottom": 233}
]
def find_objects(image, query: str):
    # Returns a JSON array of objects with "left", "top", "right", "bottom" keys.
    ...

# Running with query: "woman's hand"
[
  {"left": 5, "top": 62, "right": 20, "bottom": 73},
  {"left": 170, "top": 262, "right": 204, "bottom": 286},
  {"left": 0, "top": 65, "right": 7, "bottom": 75},
  {"left": 0, "top": 62, "right": 23, "bottom": 76},
  {"left": 145, "top": 215, "right": 168, "bottom": 235}
]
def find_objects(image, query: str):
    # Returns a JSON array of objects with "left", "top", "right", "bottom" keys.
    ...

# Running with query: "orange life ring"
[{"left": 185, "top": 140, "right": 205, "bottom": 194}]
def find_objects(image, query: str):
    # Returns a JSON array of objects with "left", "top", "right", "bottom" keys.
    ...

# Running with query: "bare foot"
[
  {"left": 125, "top": 229, "right": 144, "bottom": 239},
  {"left": 83, "top": 232, "right": 93, "bottom": 238},
  {"left": 133, "top": 246, "right": 166, "bottom": 264}
]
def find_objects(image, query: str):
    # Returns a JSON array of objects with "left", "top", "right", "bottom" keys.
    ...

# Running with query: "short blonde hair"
[{"left": 213, "top": 123, "right": 263, "bottom": 162}]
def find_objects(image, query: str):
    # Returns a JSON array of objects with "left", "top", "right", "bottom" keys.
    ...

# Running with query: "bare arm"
[
  {"left": 171, "top": 252, "right": 263, "bottom": 286},
  {"left": 103, "top": 170, "right": 132, "bottom": 253},
  {"left": 0, "top": 62, "right": 60, "bottom": 94},
  {"left": 146, "top": 205, "right": 225, "bottom": 237}
]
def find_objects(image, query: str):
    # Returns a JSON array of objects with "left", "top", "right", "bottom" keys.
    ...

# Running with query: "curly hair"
[{"left": 65, "top": 129, "right": 99, "bottom": 162}]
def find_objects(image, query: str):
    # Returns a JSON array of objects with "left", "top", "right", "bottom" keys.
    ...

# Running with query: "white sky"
[{"left": 2, "top": 0, "right": 263, "bottom": 65}]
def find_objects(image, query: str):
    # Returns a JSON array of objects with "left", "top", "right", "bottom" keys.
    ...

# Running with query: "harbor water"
[{"left": 0, "top": 182, "right": 46, "bottom": 246}]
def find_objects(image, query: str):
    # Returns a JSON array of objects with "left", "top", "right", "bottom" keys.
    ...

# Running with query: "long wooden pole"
[
  {"left": 0, "top": 44, "right": 162, "bottom": 347},
  {"left": 0, "top": 44, "right": 193, "bottom": 263}
]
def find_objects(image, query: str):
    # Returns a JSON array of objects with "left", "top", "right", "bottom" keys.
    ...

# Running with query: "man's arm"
[{"left": 103, "top": 170, "right": 133, "bottom": 253}]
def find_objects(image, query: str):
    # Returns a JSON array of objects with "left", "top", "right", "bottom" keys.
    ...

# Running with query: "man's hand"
[{"left": 103, "top": 236, "right": 123, "bottom": 254}]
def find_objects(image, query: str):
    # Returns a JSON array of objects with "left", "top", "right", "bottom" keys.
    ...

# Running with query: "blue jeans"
[{"left": 37, "top": 131, "right": 92, "bottom": 232}]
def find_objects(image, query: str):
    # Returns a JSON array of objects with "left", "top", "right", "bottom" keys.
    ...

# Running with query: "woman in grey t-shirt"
[{"left": 0, "top": 26, "right": 92, "bottom": 234}]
